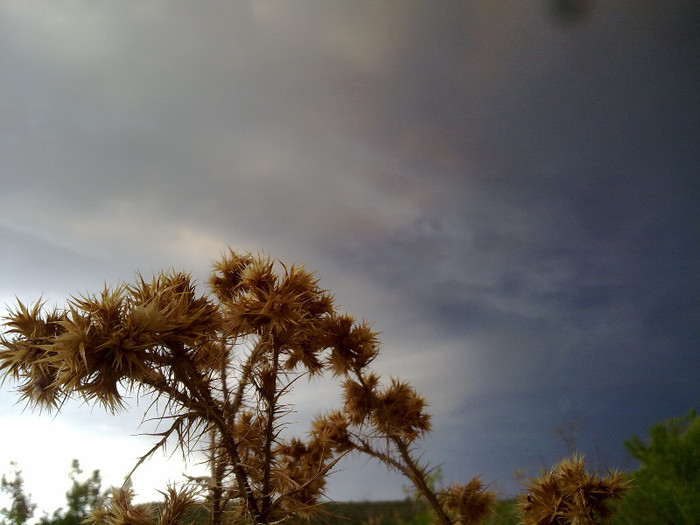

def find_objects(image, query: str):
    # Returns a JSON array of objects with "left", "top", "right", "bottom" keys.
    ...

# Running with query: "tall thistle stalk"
[{"left": 0, "top": 250, "right": 495, "bottom": 525}]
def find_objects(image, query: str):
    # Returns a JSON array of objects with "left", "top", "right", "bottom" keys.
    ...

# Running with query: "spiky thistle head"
[
  {"left": 342, "top": 373, "right": 380, "bottom": 426},
  {"left": 519, "top": 454, "right": 628, "bottom": 525},
  {"left": 271, "top": 436, "right": 339, "bottom": 519},
  {"left": 157, "top": 485, "right": 200, "bottom": 525},
  {"left": 442, "top": 477, "right": 497, "bottom": 525},
  {"left": 217, "top": 252, "right": 331, "bottom": 339},
  {"left": 208, "top": 249, "right": 255, "bottom": 301},
  {"left": 0, "top": 300, "right": 68, "bottom": 409},
  {"left": 310, "top": 411, "right": 353, "bottom": 453},
  {"left": 84, "top": 487, "right": 154, "bottom": 525},
  {"left": 371, "top": 378, "right": 431, "bottom": 441},
  {"left": 325, "top": 315, "right": 379, "bottom": 376}
]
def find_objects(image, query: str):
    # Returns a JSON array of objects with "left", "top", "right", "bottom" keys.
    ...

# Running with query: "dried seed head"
[
  {"left": 371, "top": 379, "right": 431, "bottom": 441},
  {"left": 272, "top": 438, "right": 330, "bottom": 517},
  {"left": 310, "top": 411, "right": 353, "bottom": 453},
  {"left": 157, "top": 485, "right": 199, "bottom": 525},
  {"left": 209, "top": 250, "right": 255, "bottom": 300},
  {"left": 282, "top": 332, "right": 325, "bottom": 376},
  {"left": 442, "top": 478, "right": 496, "bottom": 525},
  {"left": 277, "top": 265, "right": 320, "bottom": 301},
  {"left": 85, "top": 487, "right": 153, "bottom": 525},
  {"left": 342, "top": 374, "right": 379, "bottom": 425},
  {"left": 241, "top": 257, "right": 277, "bottom": 296},
  {"left": 326, "top": 316, "right": 379, "bottom": 376},
  {"left": 2, "top": 300, "right": 63, "bottom": 339},
  {"left": 22, "top": 367, "right": 61, "bottom": 408},
  {"left": 519, "top": 454, "right": 628, "bottom": 525}
]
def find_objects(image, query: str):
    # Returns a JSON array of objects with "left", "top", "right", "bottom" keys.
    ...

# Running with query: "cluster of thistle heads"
[
  {"left": 519, "top": 454, "right": 628, "bottom": 525},
  {"left": 0, "top": 250, "right": 627, "bottom": 525},
  {"left": 85, "top": 486, "right": 199, "bottom": 525}
]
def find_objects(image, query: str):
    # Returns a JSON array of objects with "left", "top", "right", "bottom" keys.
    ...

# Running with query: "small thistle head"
[
  {"left": 326, "top": 316, "right": 379, "bottom": 376},
  {"left": 442, "top": 477, "right": 497, "bottom": 525},
  {"left": 518, "top": 454, "right": 628, "bottom": 525},
  {"left": 310, "top": 411, "right": 353, "bottom": 453},
  {"left": 208, "top": 250, "right": 255, "bottom": 301},
  {"left": 218, "top": 253, "right": 331, "bottom": 337},
  {"left": 0, "top": 300, "right": 67, "bottom": 410},
  {"left": 271, "top": 437, "right": 332, "bottom": 518},
  {"left": 342, "top": 374, "right": 379, "bottom": 425},
  {"left": 85, "top": 487, "right": 153, "bottom": 525},
  {"left": 157, "top": 485, "right": 199, "bottom": 525},
  {"left": 371, "top": 379, "right": 431, "bottom": 441},
  {"left": 2, "top": 299, "right": 64, "bottom": 339}
]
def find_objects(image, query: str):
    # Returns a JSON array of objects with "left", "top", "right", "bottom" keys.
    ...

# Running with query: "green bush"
[
  {"left": 612, "top": 410, "right": 700, "bottom": 524},
  {"left": 481, "top": 499, "right": 518, "bottom": 525}
]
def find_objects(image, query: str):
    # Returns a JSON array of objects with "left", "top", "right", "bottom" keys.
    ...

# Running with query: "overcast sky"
[{"left": 1, "top": 0, "right": 699, "bottom": 515}]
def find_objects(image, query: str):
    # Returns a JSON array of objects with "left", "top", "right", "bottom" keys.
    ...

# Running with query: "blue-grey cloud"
[{"left": 1, "top": 0, "right": 698, "bottom": 506}]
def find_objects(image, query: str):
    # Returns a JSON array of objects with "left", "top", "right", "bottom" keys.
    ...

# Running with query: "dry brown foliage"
[
  {"left": 442, "top": 478, "right": 497, "bottom": 525},
  {"left": 1, "top": 249, "right": 497, "bottom": 525},
  {"left": 518, "top": 454, "right": 628, "bottom": 525}
]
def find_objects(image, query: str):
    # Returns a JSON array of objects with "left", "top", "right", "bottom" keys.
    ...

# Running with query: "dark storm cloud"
[
  {"left": 1, "top": 0, "right": 698, "bottom": 504},
  {"left": 308, "top": 0, "right": 700, "bottom": 493}
]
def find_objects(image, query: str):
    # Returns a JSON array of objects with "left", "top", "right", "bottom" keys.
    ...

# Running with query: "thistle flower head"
[
  {"left": 271, "top": 438, "right": 331, "bottom": 517},
  {"left": 342, "top": 374, "right": 379, "bottom": 426},
  {"left": 442, "top": 477, "right": 496, "bottom": 525},
  {"left": 85, "top": 487, "right": 153, "bottom": 525},
  {"left": 326, "top": 315, "right": 379, "bottom": 376},
  {"left": 208, "top": 249, "right": 255, "bottom": 301},
  {"left": 47, "top": 299, "right": 146, "bottom": 412},
  {"left": 371, "top": 379, "right": 431, "bottom": 441},
  {"left": 2, "top": 299, "right": 63, "bottom": 339},
  {"left": 519, "top": 454, "right": 628, "bottom": 525},
  {"left": 157, "top": 485, "right": 199, "bottom": 525},
  {"left": 0, "top": 300, "right": 67, "bottom": 409},
  {"left": 280, "top": 330, "right": 325, "bottom": 376},
  {"left": 310, "top": 411, "right": 353, "bottom": 453}
]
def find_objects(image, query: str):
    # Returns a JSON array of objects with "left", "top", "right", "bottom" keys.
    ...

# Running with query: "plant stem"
[
  {"left": 393, "top": 437, "right": 452, "bottom": 525},
  {"left": 260, "top": 332, "right": 281, "bottom": 523},
  {"left": 166, "top": 340, "right": 265, "bottom": 525},
  {"left": 352, "top": 370, "right": 451, "bottom": 525},
  {"left": 209, "top": 428, "right": 224, "bottom": 525}
]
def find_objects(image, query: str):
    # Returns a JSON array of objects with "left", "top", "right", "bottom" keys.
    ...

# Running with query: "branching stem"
[
  {"left": 260, "top": 331, "right": 281, "bottom": 522},
  {"left": 166, "top": 340, "right": 265, "bottom": 525},
  {"left": 393, "top": 437, "right": 452, "bottom": 525}
]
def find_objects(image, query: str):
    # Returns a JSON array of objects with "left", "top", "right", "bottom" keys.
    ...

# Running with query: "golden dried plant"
[
  {"left": 442, "top": 478, "right": 497, "bottom": 525},
  {"left": 518, "top": 454, "right": 628, "bottom": 525},
  {"left": 0, "top": 249, "right": 494, "bottom": 525},
  {"left": 84, "top": 487, "right": 154, "bottom": 525}
]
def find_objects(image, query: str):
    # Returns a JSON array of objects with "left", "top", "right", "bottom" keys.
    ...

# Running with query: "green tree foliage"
[
  {"left": 0, "top": 463, "right": 36, "bottom": 525},
  {"left": 39, "top": 460, "right": 102, "bottom": 525},
  {"left": 612, "top": 410, "right": 700, "bottom": 524},
  {"left": 480, "top": 500, "right": 518, "bottom": 525}
]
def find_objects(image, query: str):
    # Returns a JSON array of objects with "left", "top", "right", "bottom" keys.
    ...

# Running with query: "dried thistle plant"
[
  {"left": 0, "top": 249, "right": 493, "bottom": 525},
  {"left": 84, "top": 487, "right": 154, "bottom": 525},
  {"left": 442, "top": 478, "right": 497, "bottom": 525},
  {"left": 518, "top": 454, "right": 628, "bottom": 525}
]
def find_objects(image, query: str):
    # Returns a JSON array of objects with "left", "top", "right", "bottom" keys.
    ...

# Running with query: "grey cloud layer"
[{"left": 1, "top": 0, "right": 699, "bottom": 500}]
